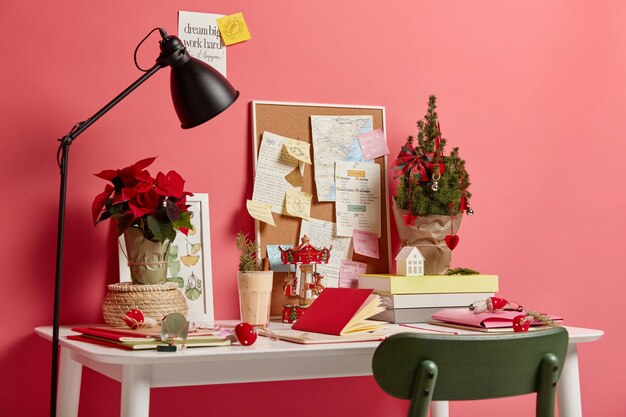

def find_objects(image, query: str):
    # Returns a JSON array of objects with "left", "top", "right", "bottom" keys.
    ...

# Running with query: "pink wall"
[{"left": 1, "top": 0, "right": 624, "bottom": 415}]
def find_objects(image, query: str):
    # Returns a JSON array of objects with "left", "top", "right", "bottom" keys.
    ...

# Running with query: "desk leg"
[
  {"left": 57, "top": 347, "right": 82, "bottom": 417},
  {"left": 431, "top": 401, "right": 449, "bottom": 417},
  {"left": 557, "top": 343, "right": 582, "bottom": 417},
  {"left": 121, "top": 365, "right": 151, "bottom": 417}
]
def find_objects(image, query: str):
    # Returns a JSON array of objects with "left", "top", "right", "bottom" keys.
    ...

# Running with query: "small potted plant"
[
  {"left": 92, "top": 157, "right": 193, "bottom": 284},
  {"left": 392, "top": 96, "right": 473, "bottom": 274},
  {"left": 235, "top": 232, "right": 273, "bottom": 326}
]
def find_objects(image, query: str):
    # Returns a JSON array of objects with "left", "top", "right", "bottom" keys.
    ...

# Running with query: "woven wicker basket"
[{"left": 102, "top": 282, "right": 188, "bottom": 326}]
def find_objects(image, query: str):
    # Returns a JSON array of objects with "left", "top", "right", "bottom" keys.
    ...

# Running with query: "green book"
[{"left": 357, "top": 274, "right": 498, "bottom": 295}]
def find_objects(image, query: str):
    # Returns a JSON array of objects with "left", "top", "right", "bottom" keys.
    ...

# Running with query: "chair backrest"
[{"left": 372, "top": 327, "right": 568, "bottom": 417}]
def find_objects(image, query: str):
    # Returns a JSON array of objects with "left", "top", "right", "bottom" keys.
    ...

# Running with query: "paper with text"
[
  {"left": 284, "top": 189, "right": 312, "bottom": 219},
  {"left": 252, "top": 131, "right": 302, "bottom": 213},
  {"left": 352, "top": 229, "right": 380, "bottom": 259},
  {"left": 246, "top": 200, "right": 275, "bottom": 226},
  {"left": 216, "top": 12, "right": 251, "bottom": 46},
  {"left": 299, "top": 218, "right": 353, "bottom": 288},
  {"left": 335, "top": 161, "right": 381, "bottom": 237},
  {"left": 178, "top": 11, "right": 227, "bottom": 76},
  {"left": 283, "top": 137, "right": 312, "bottom": 164},
  {"left": 310, "top": 115, "right": 373, "bottom": 201},
  {"left": 339, "top": 260, "right": 368, "bottom": 288},
  {"left": 357, "top": 128, "right": 389, "bottom": 160},
  {"left": 267, "top": 245, "right": 292, "bottom": 272}
]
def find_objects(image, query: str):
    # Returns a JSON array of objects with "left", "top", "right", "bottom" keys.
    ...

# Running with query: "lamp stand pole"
[{"left": 50, "top": 63, "right": 162, "bottom": 417}]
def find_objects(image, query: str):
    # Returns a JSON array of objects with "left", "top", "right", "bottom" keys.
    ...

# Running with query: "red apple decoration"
[{"left": 235, "top": 322, "right": 258, "bottom": 346}]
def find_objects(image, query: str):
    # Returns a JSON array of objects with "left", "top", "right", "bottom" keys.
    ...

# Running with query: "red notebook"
[{"left": 291, "top": 288, "right": 385, "bottom": 335}]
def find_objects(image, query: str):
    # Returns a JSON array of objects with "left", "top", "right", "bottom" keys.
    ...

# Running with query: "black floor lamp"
[{"left": 50, "top": 28, "right": 239, "bottom": 417}]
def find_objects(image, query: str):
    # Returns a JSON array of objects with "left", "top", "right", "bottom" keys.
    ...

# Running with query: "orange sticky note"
[{"left": 216, "top": 12, "right": 251, "bottom": 45}]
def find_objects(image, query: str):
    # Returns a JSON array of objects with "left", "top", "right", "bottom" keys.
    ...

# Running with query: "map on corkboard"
[{"left": 250, "top": 101, "right": 392, "bottom": 317}]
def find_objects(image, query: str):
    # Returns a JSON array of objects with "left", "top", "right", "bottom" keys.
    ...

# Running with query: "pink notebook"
[{"left": 431, "top": 308, "right": 563, "bottom": 329}]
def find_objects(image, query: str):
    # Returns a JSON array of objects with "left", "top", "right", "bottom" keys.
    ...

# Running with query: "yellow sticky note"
[
  {"left": 283, "top": 137, "right": 312, "bottom": 164},
  {"left": 246, "top": 200, "right": 275, "bottom": 226},
  {"left": 216, "top": 12, "right": 251, "bottom": 46},
  {"left": 284, "top": 189, "right": 312, "bottom": 219}
]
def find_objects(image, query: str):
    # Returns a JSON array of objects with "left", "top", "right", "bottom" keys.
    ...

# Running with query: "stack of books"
[
  {"left": 357, "top": 274, "right": 499, "bottom": 324},
  {"left": 69, "top": 326, "right": 231, "bottom": 350}
]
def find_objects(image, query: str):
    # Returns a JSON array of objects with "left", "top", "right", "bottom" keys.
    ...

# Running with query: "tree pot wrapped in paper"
[
  {"left": 92, "top": 157, "right": 193, "bottom": 285},
  {"left": 391, "top": 96, "right": 473, "bottom": 275}
]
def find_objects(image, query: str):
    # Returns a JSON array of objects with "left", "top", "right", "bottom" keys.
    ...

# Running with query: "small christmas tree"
[{"left": 393, "top": 95, "right": 472, "bottom": 216}]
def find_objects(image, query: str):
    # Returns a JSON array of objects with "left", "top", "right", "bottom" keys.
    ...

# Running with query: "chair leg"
[
  {"left": 536, "top": 353, "right": 560, "bottom": 417},
  {"left": 408, "top": 360, "right": 438, "bottom": 417}
]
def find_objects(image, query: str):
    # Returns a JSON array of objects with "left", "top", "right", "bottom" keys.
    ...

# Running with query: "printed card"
[{"left": 267, "top": 245, "right": 292, "bottom": 272}]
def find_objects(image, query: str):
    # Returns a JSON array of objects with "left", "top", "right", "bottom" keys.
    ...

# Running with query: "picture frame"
[{"left": 118, "top": 193, "right": 215, "bottom": 323}]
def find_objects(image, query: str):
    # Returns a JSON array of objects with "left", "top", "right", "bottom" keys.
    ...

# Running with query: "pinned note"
[
  {"left": 246, "top": 200, "right": 276, "bottom": 226},
  {"left": 285, "top": 166, "right": 304, "bottom": 187},
  {"left": 339, "top": 260, "right": 368, "bottom": 288},
  {"left": 283, "top": 137, "right": 312, "bottom": 164},
  {"left": 267, "top": 245, "right": 292, "bottom": 272},
  {"left": 216, "top": 12, "right": 251, "bottom": 45},
  {"left": 284, "top": 189, "right": 312, "bottom": 219},
  {"left": 357, "top": 129, "right": 389, "bottom": 161},
  {"left": 352, "top": 229, "right": 380, "bottom": 259}
]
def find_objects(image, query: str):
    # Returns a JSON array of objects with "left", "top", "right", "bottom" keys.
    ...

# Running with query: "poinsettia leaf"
[
  {"left": 146, "top": 215, "right": 163, "bottom": 242},
  {"left": 97, "top": 210, "right": 112, "bottom": 223},
  {"left": 165, "top": 199, "right": 181, "bottom": 222},
  {"left": 94, "top": 169, "right": 118, "bottom": 181},
  {"left": 91, "top": 184, "right": 114, "bottom": 224},
  {"left": 116, "top": 214, "right": 134, "bottom": 236},
  {"left": 172, "top": 211, "right": 193, "bottom": 232},
  {"left": 129, "top": 156, "right": 157, "bottom": 173}
]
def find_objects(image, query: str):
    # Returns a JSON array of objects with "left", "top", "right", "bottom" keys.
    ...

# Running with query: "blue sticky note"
[{"left": 267, "top": 245, "right": 293, "bottom": 272}]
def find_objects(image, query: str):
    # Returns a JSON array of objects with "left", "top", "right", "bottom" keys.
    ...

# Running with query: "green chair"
[{"left": 372, "top": 327, "right": 568, "bottom": 417}]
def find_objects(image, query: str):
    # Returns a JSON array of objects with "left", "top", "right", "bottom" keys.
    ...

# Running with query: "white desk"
[{"left": 36, "top": 323, "right": 603, "bottom": 417}]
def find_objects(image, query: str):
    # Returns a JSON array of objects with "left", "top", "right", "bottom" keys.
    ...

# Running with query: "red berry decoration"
[
  {"left": 512, "top": 315, "right": 531, "bottom": 333},
  {"left": 235, "top": 322, "right": 258, "bottom": 346},
  {"left": 121, "top": 309, "right": 145, "bottom": 329}
]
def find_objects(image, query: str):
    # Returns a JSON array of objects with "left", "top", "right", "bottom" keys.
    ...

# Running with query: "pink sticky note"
[
  {"left": 352, "top": 229, "right": 380, "bottom": 259},
  {"left": 357, "top": 129, "right": 389, "bottom": 160},
  {"left": 339, "top": 260, "right": 368, "bottom": 288}
]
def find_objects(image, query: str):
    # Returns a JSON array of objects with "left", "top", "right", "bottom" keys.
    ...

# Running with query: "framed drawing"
[
  {"left": 250, "top": 101, "right": 392, "bottom": 316},
  {"left": 119, "top": 193, "right": 214, "bottom": 323}
]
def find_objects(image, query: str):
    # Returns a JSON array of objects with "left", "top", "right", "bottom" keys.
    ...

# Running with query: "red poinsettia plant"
[{"left": 92, "top": 157, "right": 193, "bottom": 244}]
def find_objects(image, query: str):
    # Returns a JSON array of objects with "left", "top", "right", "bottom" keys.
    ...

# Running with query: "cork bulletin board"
[{"left": 251, "top": 101, "right": 392, "bottom": 316}]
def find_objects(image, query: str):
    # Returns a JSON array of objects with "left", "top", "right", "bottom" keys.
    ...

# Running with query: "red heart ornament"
[
  {"left": 512, "top": 315, "right": 531, "bottom": 332},
  {"left": 121, "top": 309, "right": 145, "bottom": 329},
  {"left": 444, "top": 235, "right": 459, "bottom": 250},
  {"left": 235, "top": 322, "right": 258, "bottom": 346}
]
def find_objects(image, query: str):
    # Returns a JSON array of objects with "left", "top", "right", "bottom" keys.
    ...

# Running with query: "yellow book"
[{"left": 357, "top": 274, "right": 498, "bottom": 294}]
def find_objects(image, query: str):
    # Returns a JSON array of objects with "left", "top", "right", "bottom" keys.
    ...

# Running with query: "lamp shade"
[{"left": 159, "top": 34, "right": 239, "bottom": 129}]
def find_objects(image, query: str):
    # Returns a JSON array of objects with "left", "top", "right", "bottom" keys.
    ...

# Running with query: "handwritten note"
[
  {"left": 300, "top": 218, "right": 353, "bottom": 288},
  {"left": 352, "top": 229, "right": 380, "bottom": 259},
  {"left": 246, "top": 200, "right": 275, "bottom": 226},
  {"left": 216, "top": 12, "right": 251, "bottom": 46},
  {"left": 267, "top": 245, "right": 292, "bottom": 272},
  {"left": 335, "top": 161, "right": 381, "bottom": 237},
  {"left": 283, "top": 137, "right": 312, "bottom": 164},
  {"left": 357, "top": 128, "right": 389, "bottom": 160},
  {"left": 285, "top": 189, "right": 312, "bottom": 219},
  {"left": 178, "top": 11, "right": 227, "bottom": 76},
  {"left": 252, "top": 131, "right": 302, "bottom": 213},
  {"left": 339, "top": 260, "right": 368, "bottom": 288}
]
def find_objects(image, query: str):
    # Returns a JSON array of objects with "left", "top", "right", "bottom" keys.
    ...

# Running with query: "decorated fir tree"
[{"left": 393, "top": 95, "right": 473, "bottom": 217}]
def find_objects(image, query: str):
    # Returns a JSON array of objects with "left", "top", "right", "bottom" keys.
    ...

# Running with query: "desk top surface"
[{"left": 35, "top": 322, "right": 604, "bottom": 366}]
